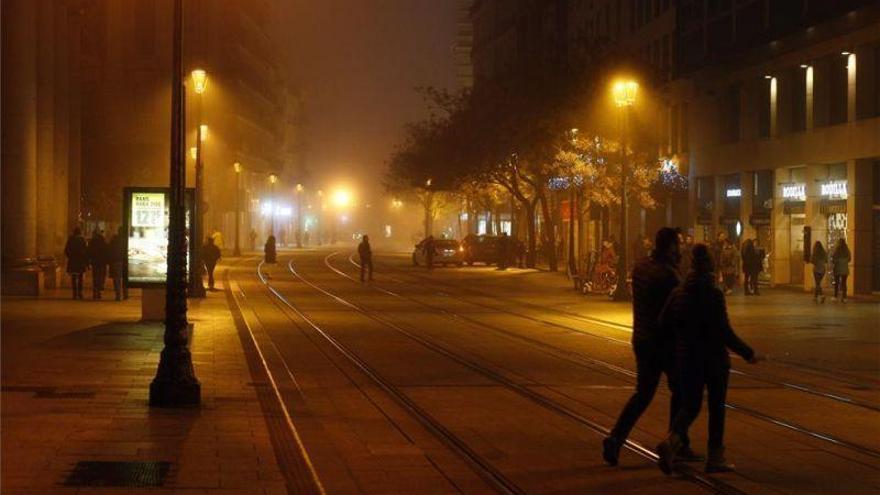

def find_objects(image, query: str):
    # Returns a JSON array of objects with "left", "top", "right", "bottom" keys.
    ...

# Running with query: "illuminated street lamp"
[
  {"left": 332, "top": 188, "right": 351, "bottom": 208},
  {"left": 269, "top": 174, "right": 278, "bottom": 236},
  {"left": 188, "top": 68, "right": 209, "bottom": 299},
  {"left": 611, "top": 78, "right": 638, "bottom": 301},
  {"left": 295, "top": 183, "right": 304, "bottom": 248},
  {"left": 150, "top": 0, "right": 199, "bottom": 407},
  {"left": 233, "top": 162, "right": 242, "bottom": 256}
]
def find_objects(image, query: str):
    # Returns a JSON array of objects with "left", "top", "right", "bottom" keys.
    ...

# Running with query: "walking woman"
[
  {"left": 831, "top": 239, "right": 851, "bottom": 302},
  {"left": 656, "top": 244, "right": 758, "bottom": 474},
  {"left": 811, "top": 241, "right": 828, "bottom": 304},
  {"left": 741, "top": 239, "right": 761, "bottom": 296},
  {"left": 264, "top": 234, "right": 277, "bottom": 279},
  {"left": 64, "top": 227, "right": 88, "bottom": 300}
]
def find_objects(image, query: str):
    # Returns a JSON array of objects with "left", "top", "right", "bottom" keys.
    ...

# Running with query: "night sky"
[{"left": 277, "top": 0, "right": 460, "bottom": 201}]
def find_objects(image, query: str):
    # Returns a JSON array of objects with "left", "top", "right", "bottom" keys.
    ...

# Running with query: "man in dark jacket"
[
  {"left": 64, "top": 227, "right": 88, "bottom": 300},
  {"left": 422, "top": 236, "right": 437, "bottom": 271},
  {"left": 108, "top": 226, "right": 127, "bottom": 301},
  {"left": 656, "top": 244, "right": 757, "bottom": 474},
  {"left": 497, "top": 232, "right": 510, "bottom": 270},
  {"left": 358, "top": 235, "right": 373, "bottom": 282},
  {"left": 87, "top": 230, "right": 109, "bottom": 299},
  {"left": 201, "top": 236, "right": 222, "bottom": 290},
  {"left": 603, "top": 227, "right": 700, "bottom": 465}
]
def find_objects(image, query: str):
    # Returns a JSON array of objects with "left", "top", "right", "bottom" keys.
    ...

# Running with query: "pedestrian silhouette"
[
  {"left": 358, "top": 235, "right": 373, "bottom": 282},
  {"left": 201, "top": 236, "right": 221, "bottom": 290},
  {"left": 603, "top": 228, "right": 701, "bottom": 465},
  {"left": 64, "top": 227, "right": 88, "bottom": 300},
  {"left": 108, "top": 226, "right": 126, "bottom": 301},
  {"left": 87, "top": 229, "right": 109, "bottom": 300},
  {"left": 656, "top": 243, "right": 758, "bottom": 474}
]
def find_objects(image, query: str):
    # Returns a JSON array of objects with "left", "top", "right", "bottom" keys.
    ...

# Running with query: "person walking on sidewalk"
[
  {"left": 656, "top": 243, "right": 758, "bottom": 474},
  {"left": 108, "top": 226, "right": 126, "bottom": 301},
  {"left": 831, "top": 239, "right": 851, "bottom": 302},
  {"left": 741, "top": 239, "right": 761, "bottom": 296},
  {"left": 719, "top": 240, "right": 740, "bottom": 295},
  {"left": 603, "top": 227, "right": 701, "bottom": 466},
  {"left": 358, "top": 235, "right": 374, "bottom": 282},
  {"left": 201, "top": 236, "right": 221, "bottom": 290},
  {"left": 497, "top": 232, "right": 510, "bottom": 270},
  {"left": 811, "top": 241, "right": 828, "bottom": 304},
  {"left": 87, "top": 229, "right": 109, "bottom": 300},
  {"left": 64, "top": 227, "right": 88, "bottom": 300}
]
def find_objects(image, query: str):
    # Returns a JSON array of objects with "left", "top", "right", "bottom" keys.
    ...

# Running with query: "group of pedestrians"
[
  {"left": 809, "top": 238, "right": 851, "bottom": 303},
  {"left": 64, "top": 227, "right": 126, "bottom": 301},
  {"left": 602, "top": 227, "right": 758, "bottom": 475}
]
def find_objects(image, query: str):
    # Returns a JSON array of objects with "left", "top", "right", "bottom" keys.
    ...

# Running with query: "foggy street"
[{"left": 3, "top": 0, "right": 880, "bottom": 493}]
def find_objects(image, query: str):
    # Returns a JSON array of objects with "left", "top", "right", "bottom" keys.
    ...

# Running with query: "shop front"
[
  {"left": 721, "top": 174, "right": 742, "bottom": 242},
  {"left": 749, "top": 170, "right": 774, "bottom": 282},
  {"left": 779, "top": 169, "right": 807, "bottom": 286}
]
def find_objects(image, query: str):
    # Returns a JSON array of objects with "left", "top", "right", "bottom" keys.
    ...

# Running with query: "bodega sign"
[{"left": 820, "top": 180, "right": 847, "bottom": 198}]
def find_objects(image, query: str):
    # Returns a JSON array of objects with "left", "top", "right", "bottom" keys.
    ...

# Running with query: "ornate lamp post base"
[{"left": 149, "top": 345, "right": 201, "bottom": 407}]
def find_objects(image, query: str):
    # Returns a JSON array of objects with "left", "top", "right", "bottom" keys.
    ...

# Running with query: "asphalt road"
[{"left": 225, "top": 247, "right": 880, "bottom": 495}]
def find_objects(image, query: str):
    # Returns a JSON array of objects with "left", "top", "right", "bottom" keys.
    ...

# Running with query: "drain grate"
[{"left": 64, "top": 461, "right": 171, "bottom": 487}]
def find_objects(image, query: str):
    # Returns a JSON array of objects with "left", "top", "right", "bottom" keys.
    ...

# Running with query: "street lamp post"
[
  {"left": 296, "top": 183, "right": 303, "bottom": 248},
  {"left": 150, "top": 0, "right": 200, "bottom": 407},
  {"left": 611, "top": 79, "right": 638, "bottom": 301},
  {"left": 316, "top": 190, "right": 323, "bottom": 246},
  {"left": 269, "top": 174, "right": 277, "bottom": 236},
  {"left": 188, "top": 69, "right": 208, "bottom": 298},
  {"left": 233, "top": 162, "right": 242, "bottom": 256}
]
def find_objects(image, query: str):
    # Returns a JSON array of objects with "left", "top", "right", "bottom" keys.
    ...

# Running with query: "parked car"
[
  {"left": 461, "top": 235, "right": 501, "bottom": 266},
  {"left": 412, "top": 239, "right": 464, "bottom": 267}
]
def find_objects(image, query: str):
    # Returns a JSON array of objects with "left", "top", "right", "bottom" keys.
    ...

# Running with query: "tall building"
[
  {"left": 2, "top": 0, "right": 85, "bottom": 294},
  {"left": 1, "top": 0, "right": 303, "bottom": 294},
  {"left": 454, "top": 0, "right": 474, "bottom": 89},
  {"left": 676, "top": 0, "right": 880, "bottom": 294}
]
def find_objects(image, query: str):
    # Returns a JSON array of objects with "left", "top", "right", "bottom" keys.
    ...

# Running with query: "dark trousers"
[
  {"left": 110, "top": 262, "right": 124, "bottom": 300},
  {"left": 813, "top": 271, "right": 825, "bottom": 298},
  {"left": 671, "top": 366, "right": 730, "bottom": 450},
  {"left": 205, "top": 262, "right": 217, "bottom": 289},
  {"left": 92, "top": 266, "right": 106, "bottom": 298},
  {"left": 834, "top": 273, "right": 848, "bottom": 299},
  {"left": 744, "top": 271, "right": 759, "bottom": 294},
  {"left": 610, "top": 343, "right": 690, "bottom": 447},
  {"left": 425, "top": 255, "right": 433, "bottom": 270},
  {"left": 722, "top": 273, "right": 736, "bottom": 291},
  {"left": 360, "top": 257, "right": 373, "bottom": 281},
  {"left": 70, "top": 273, "right": 84, "bottom": 299}
]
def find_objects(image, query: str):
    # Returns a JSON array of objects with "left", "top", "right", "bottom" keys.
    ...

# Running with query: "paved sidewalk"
[{"left": 1, "top": 282, "right": 289, "bottom": 494}]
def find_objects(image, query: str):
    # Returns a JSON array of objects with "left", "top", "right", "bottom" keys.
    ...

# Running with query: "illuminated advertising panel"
[{"left": 123, "top": 187, "right": 194, "bottom": 288}]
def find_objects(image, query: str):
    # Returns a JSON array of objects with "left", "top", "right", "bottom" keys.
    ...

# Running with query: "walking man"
[
  {"left": 497, "top": 232, "right": 510, "bottom": 270},
  {"left": 108, "top": 226, "right": 126, "bottom": 301},
  {"left": 64, "top": 227, "right": 88, "bottom": 300},
  {"left": 422, "top": 235, "right": 437, "bottom": 271},
  {"left": 201, "top": 236, "right": 221, "bottom": 290},
  {"left": 603, "top": 227, "right": 700, "bottom": 465},
  {"left": 358, "top": 235, "right": 373, "bottom": 282},
  {"left": 87, "top": 229, "right": 109, "bottom": 300}
]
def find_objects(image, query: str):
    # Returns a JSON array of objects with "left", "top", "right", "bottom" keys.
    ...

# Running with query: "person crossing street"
[{"left": 358, "top": 235, "right": 374, "bottom": 282}]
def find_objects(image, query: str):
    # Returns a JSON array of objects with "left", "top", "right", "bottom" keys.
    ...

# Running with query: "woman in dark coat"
[
  {"left": 741, "top": 239, "right": 761, "bottom": 296},
  {"left": 263, "top": 234, "right": 277, "bottom": 280},
  {"left": 87, "top": 230, "right": 109, "bottom": 299},
  {"left": 64, "top": 227, "right": 88, "bottom": 299},
  {"left": 656, "top": 244, "right": 758, "bottom": 475},
  {"left": 831, "top": 238, "right": 851, "bottom": 302}
]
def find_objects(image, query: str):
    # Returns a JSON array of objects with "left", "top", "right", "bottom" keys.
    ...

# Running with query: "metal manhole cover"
[{"left": 64, "top": 461, "right": 172, "bottom": 487}]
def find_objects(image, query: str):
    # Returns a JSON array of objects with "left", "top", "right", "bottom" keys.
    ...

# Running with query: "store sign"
[
  {"left": 124, "top": 187, "right": 193, "bottom": 288},
  {"left": 726, "top": 188, "right": 742, "bottom": 198},
  {"left": 820, "top": 180, "right": 847, "bottom": 198},
  {"left": 782, "top": 183, "right": 806, "bottom": 201}
]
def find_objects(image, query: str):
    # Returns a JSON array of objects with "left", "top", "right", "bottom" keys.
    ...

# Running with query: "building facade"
[{"left": 677, "top": 0, "right": 880, "bottom": 294}]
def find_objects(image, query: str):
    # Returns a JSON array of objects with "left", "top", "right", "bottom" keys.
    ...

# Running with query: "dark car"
[
  {"left": 461, "top": 235, "right": 501, "bottom": 266},
  {"left": 413, "top": 239, "right": 464, "bottom": 267}
]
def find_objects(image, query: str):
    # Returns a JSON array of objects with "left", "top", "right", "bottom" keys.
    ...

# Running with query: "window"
[
  {"left": 720, "top": 85, "right": 741, "bottom": 143},
  {"left": 791, "top": 67, "right": 807, "bottom": 132},
  {"left": 758, "top": 78, "right": 771, "bottom": 138},
  {"left": 828, "top": 55, "right": 848, "bottom": 125}
]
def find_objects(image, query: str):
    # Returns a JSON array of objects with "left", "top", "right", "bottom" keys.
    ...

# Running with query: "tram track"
[
  {"left": 360, "top": 254, "right": 880, "bottom": 409},
  {"left": 332, "top": 252, "right": 880, "bottom": 462},
  {"left": 275, "top": 255, "right": 755, "bottom": 495}
]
